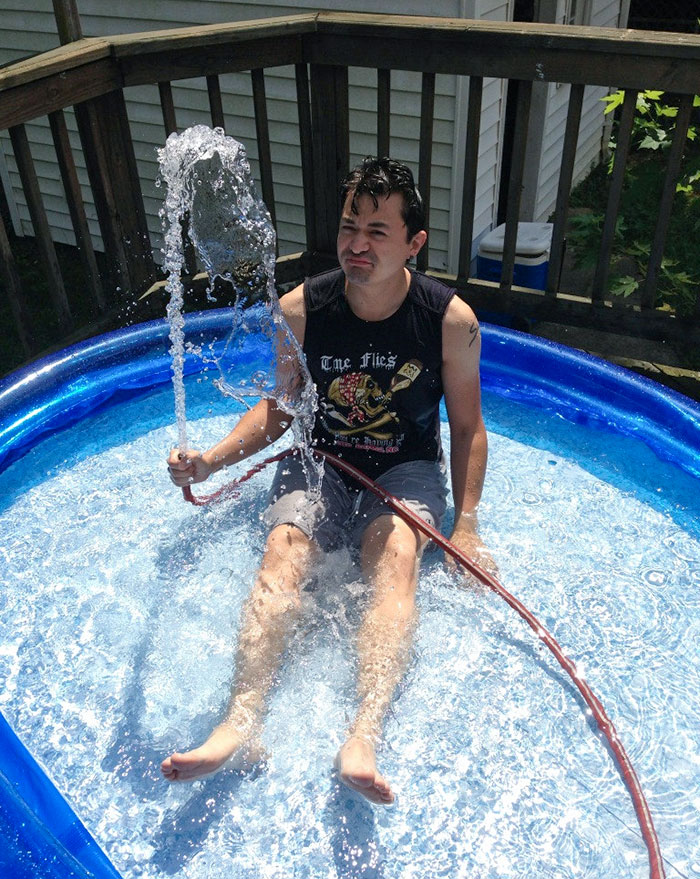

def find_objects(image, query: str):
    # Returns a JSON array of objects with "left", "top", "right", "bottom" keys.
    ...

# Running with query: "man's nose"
[{"left": 350, "top": 231, "right": 370, "bottom": 252}]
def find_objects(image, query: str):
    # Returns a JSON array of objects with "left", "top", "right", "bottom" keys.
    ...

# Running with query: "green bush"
[{"left": 567, "top": 89, "right": 700, "bottom": 318}]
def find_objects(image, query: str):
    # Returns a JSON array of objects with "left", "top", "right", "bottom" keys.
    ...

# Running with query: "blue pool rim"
[
  {"left": 1, "top": 307, "right": 699, "bottom": 480},
  {"left": 0, "top": 308, "right": 699, "bottom": 879}
]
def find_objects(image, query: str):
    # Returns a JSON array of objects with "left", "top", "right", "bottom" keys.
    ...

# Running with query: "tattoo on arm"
[{"left": 468, "top": 322, "right": 480, "bottom": 347}]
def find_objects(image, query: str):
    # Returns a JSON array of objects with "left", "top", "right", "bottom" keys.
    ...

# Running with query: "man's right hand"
[{"left": 167, "top": 449, "right": 213, "bottom": 486}]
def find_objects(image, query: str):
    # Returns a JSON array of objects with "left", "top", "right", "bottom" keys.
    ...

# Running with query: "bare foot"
[
  {"left": 161, "top": 723, "right": 266, "bottom": 782},
  {"left": 335, "top": 735, "right": 394, "bottom": 805}
]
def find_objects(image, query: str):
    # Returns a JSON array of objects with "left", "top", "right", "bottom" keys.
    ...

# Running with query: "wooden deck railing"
[{"left": 1, "top": 11, "right": 699, "bottom": 361}]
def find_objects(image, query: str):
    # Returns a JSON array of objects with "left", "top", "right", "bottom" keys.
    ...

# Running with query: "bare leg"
[
  {"left": 161, "top": 524, "right": 317, "bottom": 781},
  {"left": 335, "top": 514, "right": 427, "bottom": 804}
]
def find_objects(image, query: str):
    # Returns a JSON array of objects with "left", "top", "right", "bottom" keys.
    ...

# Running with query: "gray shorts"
[{"left": 263, "top": 454, "right": 448, "bottom": 552}]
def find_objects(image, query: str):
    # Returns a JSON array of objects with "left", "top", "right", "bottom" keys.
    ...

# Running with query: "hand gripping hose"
[{"left": 182, "top": 446, "right": 665, "bottom": 879}]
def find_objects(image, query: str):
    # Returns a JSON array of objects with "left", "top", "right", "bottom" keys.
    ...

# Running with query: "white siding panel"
[
  {"left": 590, "top": 0, "right": 621, "bottom": 27},
  {"left": 480, "top": 0, "right": 512, "bottom": 18},
  {"left": 345, "top": 68, "right": 463, "bottom": 270},
  {"left": 76, "top": 0, "right": 464, "bottom": 35}
]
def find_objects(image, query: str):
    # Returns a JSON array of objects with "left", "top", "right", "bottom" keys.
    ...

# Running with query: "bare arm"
[
  {"left": 441, "top": 296, "right": 491, "bottom": 564},
  {"left": 168, "top": 283, "right": 307, "bottom": 485}
]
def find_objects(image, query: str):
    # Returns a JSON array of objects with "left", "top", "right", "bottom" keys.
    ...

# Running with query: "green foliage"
[
  {"left": 601, "top": 89, "right": 697, "bottom": 154},
  {"left": 607, "top": 244, "right": 697, "bottom": 317},
  {"left": 566, "top": 88, "right": 700, "bottom": 318},
  {"left": 567, "top": 213, "right": 625, "bottom": 270},
  {"left": 609, "top": 275, "right": 638, "bottom": 298}
]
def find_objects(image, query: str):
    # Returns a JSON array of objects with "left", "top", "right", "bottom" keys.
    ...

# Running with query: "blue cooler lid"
[{"left": 478, "top": 222, "right": 553, "bottom": 257}]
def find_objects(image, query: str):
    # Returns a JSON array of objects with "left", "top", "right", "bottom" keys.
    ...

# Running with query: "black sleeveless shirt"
[{"left": 303, "top": 268, "right": 455, "bottom": 479}]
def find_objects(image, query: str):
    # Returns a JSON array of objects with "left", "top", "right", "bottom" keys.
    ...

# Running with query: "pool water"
[{"left": 0, "top": 375, "right": 698, "bottom": 879}]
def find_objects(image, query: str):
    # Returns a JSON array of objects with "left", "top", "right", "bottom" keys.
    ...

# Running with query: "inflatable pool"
[{"left": 1, "top": 311, "right": 698, "bottom": 879}]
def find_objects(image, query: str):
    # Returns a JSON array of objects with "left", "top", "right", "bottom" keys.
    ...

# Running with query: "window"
[{"left": 562, "top": 0, "right": 588, "bottom": 25}]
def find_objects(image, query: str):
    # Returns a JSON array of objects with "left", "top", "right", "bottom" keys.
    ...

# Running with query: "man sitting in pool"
[{"left": 162, "top": 157, "right": 489, "bottom": 805}]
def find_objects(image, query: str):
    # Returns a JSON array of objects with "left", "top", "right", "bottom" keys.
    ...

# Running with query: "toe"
[{"left": 346, "top": 772, "right": 374, "bottom": 789}]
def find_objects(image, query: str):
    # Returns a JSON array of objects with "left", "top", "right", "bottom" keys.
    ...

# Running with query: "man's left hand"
[{"left": 445, "top": 515, "right": 499, "bottom": 585}]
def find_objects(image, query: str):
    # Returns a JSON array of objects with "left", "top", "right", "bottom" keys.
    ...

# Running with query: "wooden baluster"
[
  {"left": 207, "top": 75, "right": 225, "bottom": 130},
  {"left": 377, "top": 68, "right": 391, "bottom": 159},
  {"left": 593, "top": 89, "right": 636, "bottom": 301},
  {"left": 295, "top": 62, "right": 316, "bottom": 253},
  {"left": 158, "top": 81, "right": 177, "bottom": 136},
  {"left": 500, "top": 79, "right": 532, "bottom": 292},
  {"left": 547, "top": 82, "right": 584, "bottom": 297},
  {"left": 9, "top": 123, "right": 73, "bottom": 332},
  {"left": 157, "top": 82, "right": 198, "bottom": 275},
  {"left": 48, "top": 108, "right": 106, "bottom": 313},
  {"left": 416, "top": 72, "right": 435, "bottom": 274},
  {"left": 251, "top": 68, "right": 276, "bottom": 229},
  {"left": 642, "top": 93, "right": 693, "bottom": 310},
  {"left": 457, "top": 75, "right": 483, "bottom": 283}
]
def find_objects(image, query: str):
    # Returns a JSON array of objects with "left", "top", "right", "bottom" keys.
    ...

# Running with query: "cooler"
[{"left": 476, "top": 222, "right": 553, "bottom": 289}]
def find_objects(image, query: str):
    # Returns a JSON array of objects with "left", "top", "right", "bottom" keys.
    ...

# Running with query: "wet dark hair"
[{"left": 340, "top": 157, "right": 425, "bottom": 239}]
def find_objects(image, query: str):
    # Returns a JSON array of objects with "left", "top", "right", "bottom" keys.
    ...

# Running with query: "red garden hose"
[{"left": 182, "top": 446, "right": 665, "bottom": 879}]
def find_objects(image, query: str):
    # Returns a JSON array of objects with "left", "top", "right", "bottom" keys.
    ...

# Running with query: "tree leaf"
[
  {"left": 639, "top": 133, "right": 664, "bottom": 150},
  {"left": 601, "top": 91, "right": 625, "bottom": 115},
  {"left": 610, "top": 276, "right": 639, "bottom": 297}
]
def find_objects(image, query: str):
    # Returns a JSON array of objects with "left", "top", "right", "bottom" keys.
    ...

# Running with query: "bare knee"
[
  {"left": 360, "top": 516, "right": 426, "bottom": 608},
  {"left": 256, "top": 524, "right": 317, "bottom": 598},
  {"left": 362, "top": 516, "right": 423, "bottom": 569}
]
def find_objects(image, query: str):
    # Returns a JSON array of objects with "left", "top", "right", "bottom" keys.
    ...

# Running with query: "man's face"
[{"left": 337, "top": 191, "right": 426, "bottom": 288}]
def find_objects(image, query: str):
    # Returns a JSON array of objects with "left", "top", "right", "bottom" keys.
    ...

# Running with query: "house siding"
[
  {"left": 0, "top": 0, "right": 621, "bottom": 276},
  {"left": 525, "top": 0, "right": 620, "bottom": 222}
]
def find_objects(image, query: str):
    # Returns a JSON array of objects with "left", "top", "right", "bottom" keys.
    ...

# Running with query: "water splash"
[{"left": 158, "top": 125, "right": 320, "bottom": 487}]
